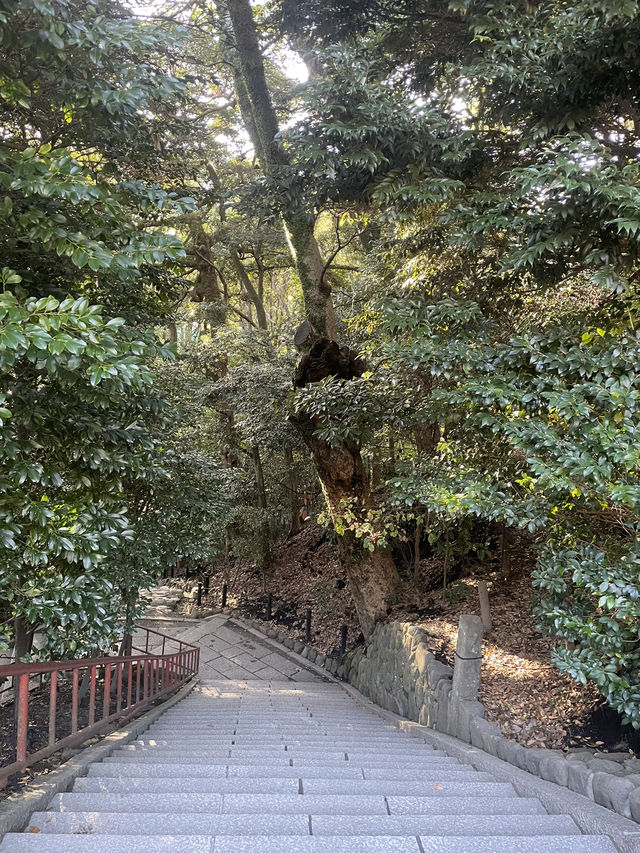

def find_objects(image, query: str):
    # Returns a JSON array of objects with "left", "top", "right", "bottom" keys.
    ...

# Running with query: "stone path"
[
  {"left": 0, "top": 680, "right": 619, "bottom": 851},
  {"left": 154, "top": 615, "right": 324, "bottom": 683},
  {"left": 138, "top": 584, "right": 184, "bottom": 620},
  {"left": 0, "top": 596, "right": 629, "bottom": 851},
  {"left": 135, "top": 583, "right": 324, "bottom": 682}
]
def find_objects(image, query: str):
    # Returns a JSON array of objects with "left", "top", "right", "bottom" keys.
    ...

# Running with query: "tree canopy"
[{"left": 2, "top": 0, "right": 640, "bottom": 726}]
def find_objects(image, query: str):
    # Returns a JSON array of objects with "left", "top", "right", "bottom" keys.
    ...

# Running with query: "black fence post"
[
  {"left": 267, "top": 593, "right": 273, "bottom": 620},
  {"left": 340, "top": 625, "right": 348, "bottom": 656},
  {"left": 204, "top": 575, "right": 210, "bottom": 595},
  {"left": 305, "top": 609, "right": 312, "bottom": 643},
  {"left": 197, "top": 583, "right": 202, "bottom": 607},
  {"left": 221, "top": 583, "right": 228, "bottom": 609}
]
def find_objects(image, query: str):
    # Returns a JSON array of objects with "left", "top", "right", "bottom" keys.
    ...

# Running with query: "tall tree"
[
  {"left": 275, "top": 0, "right": 640, "bottom": 720},
  {"left": 0, "top": 0, "right": 197, "bottom": 659},
  {"left": 222, "top": 0, "right": 400, "bottom": 635}
]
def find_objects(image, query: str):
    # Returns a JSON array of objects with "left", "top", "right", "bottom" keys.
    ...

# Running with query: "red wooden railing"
[{"left": 0, "top": 626, "right": 199, "bottom": 787}]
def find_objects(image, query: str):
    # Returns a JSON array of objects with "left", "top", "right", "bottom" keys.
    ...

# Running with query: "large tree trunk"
[
  {"left": 294, "top": 417, "right": 399, "bottom": 637},
  {"left": 12, "top": 612, "right": 33, "bottom": 722}
]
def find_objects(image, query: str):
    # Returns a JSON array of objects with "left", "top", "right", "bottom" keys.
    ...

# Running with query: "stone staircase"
[{"left": 0, "top": 681, "right": 619, "bottom": 852}]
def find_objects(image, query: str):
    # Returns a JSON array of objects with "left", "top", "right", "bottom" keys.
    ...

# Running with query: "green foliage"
[
  {"left": 0, "top": 0, "right": 204, "bottom": 658},
  {"left": 0, "top": 289, "right": 171, "bottom": 658},
  {"left": 533, "top": 544, "right": 640, "bottom": 727},
  {"left": 0, "top": 0, "right": 196, "bottom": 324}
]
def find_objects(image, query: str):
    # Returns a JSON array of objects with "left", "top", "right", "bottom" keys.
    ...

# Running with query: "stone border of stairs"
[
  {"left": 0, "top": 677, "right": 198, "bottom": 839},
  {"left": 235, "top": 613, "right": 640, "bottom": 846}
]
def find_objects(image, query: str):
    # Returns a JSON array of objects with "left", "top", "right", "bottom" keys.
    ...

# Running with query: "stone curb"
[
  {"left": 337, "top": 679, "right": 640, "bottom": 853},
  {"left": 0, "top": 677, "right": 198, "bottom": 840}
]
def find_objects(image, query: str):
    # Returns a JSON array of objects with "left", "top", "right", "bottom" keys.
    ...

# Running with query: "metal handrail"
[
  {"left": 0, "top": 626, "right": 199, "bottom": 787},
  {"left": 131, "top": 624, "right": 198, "bottom": 657}
]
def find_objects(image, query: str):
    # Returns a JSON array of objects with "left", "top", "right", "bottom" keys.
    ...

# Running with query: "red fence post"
[
  {"left": 48, "top": 671, "right": 57, "bottom": 747},
  {"left": 89, "top": 665, "right": 96, "bottom": 727},
  {"left": 116, "top": 661, "right": 123, "bottom": 713},
  {"left": 16, "top": 673, "right": 29, "bottom": 762},
  {"left": 127, "top": 660, "right": 133, "bottom": 709},
  {"left": 103, "top": 663, "right": 111, "bottom": 720},
  {"left": 71, "top": 668, "right": 79, "bottom": 735}
]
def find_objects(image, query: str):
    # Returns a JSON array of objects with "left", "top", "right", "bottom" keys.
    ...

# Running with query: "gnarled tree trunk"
[
  {"left": 293, "top": 340, "right": 399, "bottom": 636},
  {"left": 293, "top": 419, "right": 398, "bottom": 637}
]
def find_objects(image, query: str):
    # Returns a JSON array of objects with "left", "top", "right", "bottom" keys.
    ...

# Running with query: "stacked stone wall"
[{"left": 341, "top": 616, "right": 484, "bottom": 744}]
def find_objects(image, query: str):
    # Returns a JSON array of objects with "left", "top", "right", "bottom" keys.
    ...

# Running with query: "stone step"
[
  {"left": 166, "top": 700, "right": 359, "bottom": 705},
  {"left": 146, "top": 728, "right": 400, "bottom": 737},
  {"left": 88, "top": 763, "right": 361, "bottom": 779},
  {"left": 5, "top": 834, "right": 612, "bottom": 853},
  {"left": 156, "top": 714, "right": 392, "bottom": 719},
  {"left": 134, "top": 736, "right": 418, "bottom": 745},
  {"left": 158, "top": 709, "right": 373, "bottom": 714},
  {"left": 212, "top": 838, "right": 618, "bottom": 853},
  {"left": 73, "top": 773, "right": 495, "bottom": 794},
  {"left": 152, "top": 712, "right": 388, "bottom": 718},
  {"left": 175, "top": 704, "right": 357, "bottom": 708},
  {"left": 148, "top": 724, "right": 399, "bottom": 733},
  {"left": 153, "top": 719, "right": 360, "bottom": 724},
  {"left": 74, "top": 777, "right": 300, "bottom": 794},
  {"left": 115, "top": 742, "right": 441, "bottom": 753},
  {"left": 20, "top": 812, "right": 577, "bottom": 837},
  {"left": 0, "top": 835, "right": 212, "bottom": 852},
  {"left": 160, "top": 710, "right": 389, "bottom": 716},
  {"left": 3, "top": 835, "right": 610, "bottom": 853},
  {"left": 101, "top": 754, "right": 454, "bottom": 767},
  {"left": 161, "top": 698, "right": 394, "bottom": 716},
  {"left": 50, "top": 788, "right": 519, "bottom": 815},
  {"left": 154, "top": 698, "right": 384, "bottom": 716},
  {"left": 25, "top": 812, "right": 310, "bottom": 836},
  {"left": 89, "top": 762, "right": 465, "bottom": 780},
  {"left": 152, "top": 717, "right": 390, "bottom": 723},
  {"left": 123, "top": 737, "right": 430, "bottom": 747},
  {"left": 113, "top": 746, "right": 443, "bottom": 759}
]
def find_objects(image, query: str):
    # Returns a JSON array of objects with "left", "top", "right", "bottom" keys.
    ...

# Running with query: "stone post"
[{"left": 450, "top": 614, "right": 484, "bottom": 742}]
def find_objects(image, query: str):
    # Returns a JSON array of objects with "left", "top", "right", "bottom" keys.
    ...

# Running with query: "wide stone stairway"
[{"left": 0, "top": 675, "right": 620, "bottom": 852}]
